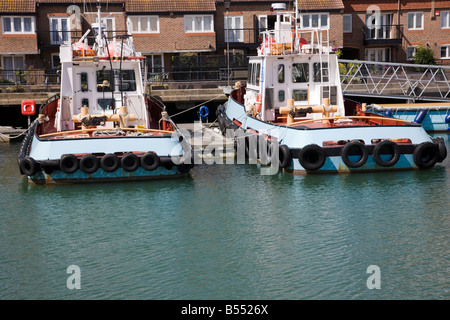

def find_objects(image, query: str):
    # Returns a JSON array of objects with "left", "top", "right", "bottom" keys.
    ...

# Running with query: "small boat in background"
[
  {"left": 365, "top": 103, "right": 450, "bottom": 132},
  {"left": 216, "top": 2, "right": 447, "bottom": 174},
  {"left": 18, "top": 5, "right": 192, "bottom": 184}
]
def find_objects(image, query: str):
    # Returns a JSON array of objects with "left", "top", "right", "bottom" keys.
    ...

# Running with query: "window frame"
[
  {"left": 441, "top": 11, "right": 450, "bottom": 29},
  {"left": 2, "top": 16, "right": 36, "bottom": 34},
  {"left": 128, "top": 15, "right": 159, "bottom": 34},
  {"left": 343, "top": 14, "right": 352, "bottom": 33},
  {"left": 184, "top": 15, "right": 214, "bottom": 33},
  {"left": 300, "top": 13, "right": 329, "bottom": 30},
  {"left": 49, "top": 16, "right": 70, "bottom": 45},
  {"left": 407, "top": 12, "right": 424, "bottom": 30},
  {"left": 441, "top": 45, "right": 450, "bottom": 59}
]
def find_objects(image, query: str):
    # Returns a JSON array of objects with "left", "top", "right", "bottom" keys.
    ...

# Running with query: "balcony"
[{"left": 363, "top": 25, "right": 403, "bottom": 46}]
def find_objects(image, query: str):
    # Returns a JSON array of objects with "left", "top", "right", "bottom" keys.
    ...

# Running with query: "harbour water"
[{"left": 0, "top": 133, "right": 449, "bottom": 300}]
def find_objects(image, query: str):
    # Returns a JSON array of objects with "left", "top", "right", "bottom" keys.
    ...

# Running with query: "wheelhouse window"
[
  {"left": 278, "top": 64, "right": 285, "bottom": 83},
  {"left": 292, "top": 89, "right": 308, "bottom": 101},
  {"left": 247, "top": 62, "right": 261, "bottom": 86},
  {"left": 2, "top": 16, "right": 35, "bottom": 34},
  {"left": 97, "top": 70, "right": 114, "bottom": 92},
  {"left": 407, "top": 12, "right": 423, "bottom": 30},
  {"left": 50, "top": 17, "right": 69, "bottom": 45},
  {"left": 292, "top": 63, "right": 309, "bottom": 83},
  {"left": 80, "top": 72, "right": 89, "bottom": 92},
  {"left": 313, "top": 63, "right": 329, "bottom": 82},
  {"left": 129, "top": 16, "right": 159, "bottom": 33},
  {"left": 118, "top": 70, "right": 137, "bottom": 92},
  {"left": 184, "top": 15, "right": 214, "bottom": 33}
]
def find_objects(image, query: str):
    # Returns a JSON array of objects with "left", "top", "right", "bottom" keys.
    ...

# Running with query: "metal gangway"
[{"left": 338, "top": 59, "right": 450, "bottom": 102}]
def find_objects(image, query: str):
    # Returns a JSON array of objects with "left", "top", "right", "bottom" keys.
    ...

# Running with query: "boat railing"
[{"left": 258, "top": 28, "right": 335, "bottom": 56}]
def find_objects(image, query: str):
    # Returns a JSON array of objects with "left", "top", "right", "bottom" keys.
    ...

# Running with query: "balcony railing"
[{"left": 363, "top": 25, "right": 403, "bottom": 46}]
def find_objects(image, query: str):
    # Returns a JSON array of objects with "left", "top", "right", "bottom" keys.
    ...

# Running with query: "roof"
[
  {"left": 126, "top": 0, "right": 216, "bottom": 13},
  {"left": 0, "top": 0, "right": 35, "bottom": 13},
  {"left": 36, "top": 0, "right": 124, "bottom": 3},
  {"left": 297, "top": 0, "right": 344, "bottom": 11}
]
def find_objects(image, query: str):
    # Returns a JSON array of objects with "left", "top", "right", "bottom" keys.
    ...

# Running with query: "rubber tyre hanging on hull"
[
  {"left": 60, "top": 154, "right": 79, "bottom": 173},
  {"left": 141, "top": 152, "right": 160, "bottom": 171},
  {"left": 435, "top": 137, "right": 447, "bottom": 162},
  {"left": 278, "top": 144, "right": 292, "bottom": 169},
  {"left": 101, "top": 154, "right": 120, "bottom": 172},
  {"left": 341, "top": 141, "right": 368, "bottom": 168},
  {"left": 372, "top": 140, "right": 400, "bottom": 167},
  {"left": 298, "top": 144, "right": 326, "bottom": 171},
  {"left": 19, "top": 156, "right": 39, "bottom": 176},
  {"left": 79, "top": 154, "right": 99, "bottom": 174},
  {"left": 121, "top": 153, "right": 139, "bottom": 172},
  {"left": 413, "top": 142, "right": 439, "bottom": 169}
]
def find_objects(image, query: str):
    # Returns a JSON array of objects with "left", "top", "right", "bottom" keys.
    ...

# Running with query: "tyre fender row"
[
  {"left": 18, "top": 152, "right": 195, "bottom": 176},
  {"left": 287, "top": 139, "right": 447, "bottom": 171}
]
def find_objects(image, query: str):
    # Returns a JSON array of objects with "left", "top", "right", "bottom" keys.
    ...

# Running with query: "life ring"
[
  {"left": 121, "top": 153, "right": 139, "bottom": 172},
  {"left": 101, "top": 153, "right": 120, "bottom": 172},
  {"left": 341, "top": 141, "right": 368, "bottom": 168},
  {"left": 60, "top": 154, "right": 79, "bottom": 173},
  {"left": 298, "top": 144, "right": 326, "bottom": 171},
  {"left": 79, "top": 154, "right": 99, "bottom": 174},
  {"left": 141, "top": 152, "right": 160, "bottom": 171},
  {"left": 198, "top": 105, "right": 209, "bottom": 121},
  {"left": 19, "top": 156, "right": 39, "bottom": 176},
  {"left": 278, "top": 144, "right": 292, "bottom": 169},
  {"left": 413, "top": 142, "right": 439, "bottom": 169},
  {"left": 435, "top": 137, "right": 447, "bottom": 162},
  {"left": 372, "top": 140, "right": 400, "bottom": 167}
]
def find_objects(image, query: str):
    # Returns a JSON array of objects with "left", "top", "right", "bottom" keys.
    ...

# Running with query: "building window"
[
  {"left": 407, "top": 12, "right": 423, "bottom": 30},
  {"left": 95, "top": 17, "right": 115, "bottom": 41},
  {"left": 441, "top": 45, "right": 450, "bottom": 59},
  {"left": 1, "top": 55, "right": 25, "bottom": 82},
  {"left": 51, "top": 53, "right": 60, "bottom": 69},
  {"left": 50, "top": 17, "right": 69, "bottom": 45},
  {"left": 146, "top": 55, "right": 163, "bottom": 73},
  {"left": 225, "top": 15, "right": 243, "bottom": 42},
  {"left": 343, "top": 14, "right": 352, "bottom": 33},
  {"left": 2, "top": 16, "right": 35, "bottom": 34},
  {"left": 441, "top": 11, "right": 450, "bottom": 29},
  {"left": 407, "top": 46, "right": 417, "bottom": 61},
  {"left": 301, "top": 13, "right": 329, "bottom": 30},
  {"left": 184, "top": 15, "right": 214, "bottom": 33},
  {"left": 129, "top": 16, "right": 159, "bottom": 33},
  {"left": 365, "top": 48, "right": 391, "bottom": 62}
]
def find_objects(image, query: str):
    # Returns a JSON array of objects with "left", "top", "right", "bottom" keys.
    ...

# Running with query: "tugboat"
[
  {"left": 18, "top": 5, "right": 192, "bottom": 184},
  {"left": 216, "top": 2, "right": 447, "bottom": 173}
]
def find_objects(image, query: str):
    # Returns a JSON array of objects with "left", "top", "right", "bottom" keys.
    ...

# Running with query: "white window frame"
[
  {"left": 441, "top": 11, "right": 450, "bottom": 29},
  {"left": 407, "top": 12, "right": 423, "bottom": 30},
  {"left": 343, "top": 14, "right": 352, "bottom": 33},
  {"left": 184, "top": 15, "right": 214, "bottom": 33},
  {"left": 300, "top": 13, "right": 329, "bottom": 30},
  {"left": 95, "top": 16, "right": 116, "bottom": 40},
  {"left": 146, "top": 54, "right": 164, "bottom": 73},
  {"left": 224, "top": 14, "right": 243, "bottom": 42},
  {"left": 128, "top": 16, "right": 159, "bottom": 33},
  {"left": 49, "top": 17, "right": 70, "bottom": 45},
  {"left": 365, "top": 48, "right": 391, "bottom": 62},
  {"left": 2, "top": 16, "right": 36, "bottom": 34},
  {"left": 406, "top": 46, "right": 417, "bottom": 61},
  {"left": 441, "top": 45, "right": 450, "bottom": 59},
  {"left": 1, "top": 55, "right": 25, "bottom": 82}
]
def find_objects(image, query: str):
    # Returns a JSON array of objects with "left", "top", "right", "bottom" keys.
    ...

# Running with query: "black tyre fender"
[
  {"left": 278, "top": 144, "right": 292, "bottom": 169},
  {"left": 413, "top": 142, "right": 439, "bottom": 169},
  {"left": 19, "top": 156, "right": 39, "bottom": 176},
  {"left": 341, "top": 141, "right": 368, "bottom": 168},
  {"left": 141, "top": 152, "right": 160, "bottom": 171},
  {"left": 100, "top": 153, "right": 120, "bottom": 172},
  {"left": 121, "top": 153, "right": 140, "bottom": 172},
  {"left": 435, "top": 137, "right": 447, "bottom": 162},
  {"left": 372, "top": 140, "right": 400, "bottom": 167},
  {"left": 79, "top": 154, "right": 99, "bottom": 174},
  {"left": 298, "top": 144, "right": 326, "bottom": 171},
  {"left": 60, "top": 154, "right": 79, "bottom": 173}
]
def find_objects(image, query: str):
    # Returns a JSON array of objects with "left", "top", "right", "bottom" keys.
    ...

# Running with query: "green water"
[{"left": 0, "top": 136, "right": 449, "bottom": 300}]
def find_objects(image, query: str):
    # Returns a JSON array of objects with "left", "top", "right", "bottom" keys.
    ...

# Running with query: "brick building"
[{"left": 342, "top": 0, "right": 450, "bottom": 64}]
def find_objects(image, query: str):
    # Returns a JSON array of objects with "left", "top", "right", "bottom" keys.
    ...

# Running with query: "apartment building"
[{"left": 342, "top": 0, "right": 450, "bottom": 64}]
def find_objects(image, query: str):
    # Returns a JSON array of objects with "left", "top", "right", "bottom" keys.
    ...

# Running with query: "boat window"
[
  {"left": 292, "top": 89, "right": 308, "bottom": 101},
  {"left": 118, "top": 70, "right": 137, "bottom": 92},
  {"left": 313, "top": 63, "right": 329, "bottom": 82},
  {"left": 254, "top": 63, "right": 261, "bottom": 86},
  {"left": 278, "top": 90, "right": 285, "bottom": 102},
  {"left": 97, "top": 98, "right": 115, "bottom": 111},
  {"left": 82, "top": 98, "right": 89, "bottom": 108},
  {"left": 292, "top": 63, "right": 309, "bottom": 83},
  {"left": 278, "top": 64, "right": 285, "bottom": 83},
  {"left": 248, "top": 63, "right": 253, "bottom": 84},
  {"left": 80, "top": 72, "right": 88, "bottom": 92},
  {"left": 97, "top": 70, "right": 115, "bottom": 92}
]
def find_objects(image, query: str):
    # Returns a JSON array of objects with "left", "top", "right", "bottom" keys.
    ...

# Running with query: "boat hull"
[
  {"left": 218, "top": 95, "right": 446, "bottom": 174},
  {"left": 18, "top": 124, "right": 193, "bottom": 184}
]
